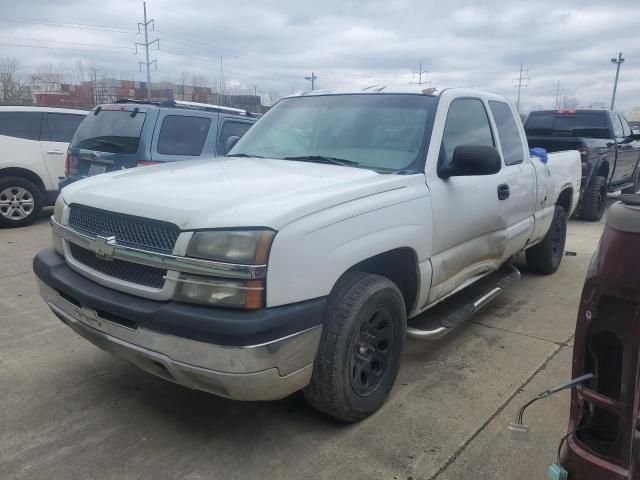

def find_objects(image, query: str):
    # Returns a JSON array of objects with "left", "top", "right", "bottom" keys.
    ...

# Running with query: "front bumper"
[{"left": 35, "top": 249, "right": 325, "bottom": 400}]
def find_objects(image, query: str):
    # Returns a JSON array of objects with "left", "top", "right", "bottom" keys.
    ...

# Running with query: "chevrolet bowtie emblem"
[{"left": 90, "top": 235, "right": 116, "bottom": 260}]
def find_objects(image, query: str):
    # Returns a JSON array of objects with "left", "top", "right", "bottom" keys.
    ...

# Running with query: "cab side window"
[
  {"left": 157, "top": 115, "right": 211, "bottom": 156},
  {"left": 440, "top": 98, "right": 494, "bottom": 165},
  {"left": 620, "top": 116, "right": 632, "bottom": 137},
  {"left": 489, "top": 101, "right": 524, "bottom": 165}
]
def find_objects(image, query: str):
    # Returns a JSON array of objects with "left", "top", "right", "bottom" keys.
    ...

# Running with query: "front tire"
[
  {"left": 0, "top": 176, "right": 43, "bottom": 228},
  {"left": 526, "top": 205, "right": 567, "bottom": 275},
  {"left": 304, "top": 272, "right": 407, "bottom": 422}
]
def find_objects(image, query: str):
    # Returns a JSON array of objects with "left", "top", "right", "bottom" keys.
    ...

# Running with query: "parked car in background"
[
  {"left": 0, "top": 106, "right": 87, "bottom": 227},
  {"left": 525, "top": 109, "right": 640, "bottom": 220},
  {"left": 35, "top": 87, "right": 581, "bottom": 421},
  {"left": 59, "top": 99, "right": 257, "bottom": 188}
]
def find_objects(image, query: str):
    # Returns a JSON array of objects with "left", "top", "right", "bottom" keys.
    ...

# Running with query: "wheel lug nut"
[{"left": 358, "top": 346, "right": 367, "bottom": 355}]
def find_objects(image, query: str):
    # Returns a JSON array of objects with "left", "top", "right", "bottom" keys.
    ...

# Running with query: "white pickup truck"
[{"left": 34, "top": 87, "right": 581, "bottom": 422}]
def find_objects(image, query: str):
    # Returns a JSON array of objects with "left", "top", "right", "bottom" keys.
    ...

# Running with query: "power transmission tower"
[
  {"left": 610, "top": 52, "right": 625, "bottom": 110},
  {"left": 305, "top": 72, "right": 317, "bottom": 90},
  {"left": 135, "top": 1, "right": 159, "bottom": 100},
  {"left": 410, "top": 62, "right": 430, "bottom": 85},
  {"left": 514, "top": 63, "right": 530, "bottom": 114},
  {"left": 553, "top": 81, "right": 563, "bottom": 109}
]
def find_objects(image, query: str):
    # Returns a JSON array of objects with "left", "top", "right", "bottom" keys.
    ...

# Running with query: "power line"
[
  {"left": 0, "top": 16, "right": 136, "bottom": 33},
  {"left": 0, "top": 34, "right": 134, "bottom": 51},
  {"left": 0, "top": 42, "right": 134, "bottom": 55}
]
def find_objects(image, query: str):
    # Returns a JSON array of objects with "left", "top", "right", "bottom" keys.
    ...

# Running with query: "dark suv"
[
  {"left": 60, "top": 100, "right": 257, "bottom": 188},
  {"left": 525, "top": 109, "right": 640, "bottom": 220}
]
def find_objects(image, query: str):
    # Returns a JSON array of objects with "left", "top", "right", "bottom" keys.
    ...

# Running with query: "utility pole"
[
  {"left": 254, "top": 84, "right": 258, "bottom": 110},
  {"left": 219, "top": 56, "right": 224, "bottom": 105},
  {"left": 610, "top": 52, "right": 625, "bottom": 110},
  {"left": 305, "top": 72, "right": 317, "bottom": 90},
  {"left": 135, "top": 1, "right": 159, "bottom": 100},
  {"left": 410, "top": 62, "right": 430, "bottom": 85},
  {"left": 514, "top": 63, "right": 529, "bottom": 114}
]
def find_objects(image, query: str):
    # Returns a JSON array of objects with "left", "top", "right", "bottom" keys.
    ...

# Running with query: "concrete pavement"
[{"left": 0, "top": 206, "right": 607, "bottom": 480}]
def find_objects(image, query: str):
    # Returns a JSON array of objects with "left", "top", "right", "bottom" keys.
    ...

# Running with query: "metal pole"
[
  {"left": 516, "top": 63, "right": 523, "bottom": 113},
  {"left": 143, "top": 2, "right": 151, "bottom": 100},
  {"left": 610, "top": 52, "right": 624, "bottom": 110}
]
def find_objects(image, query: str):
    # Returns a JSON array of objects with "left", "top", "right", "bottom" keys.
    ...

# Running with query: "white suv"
[{"left": 0, "top": 106, "right": 87, "bottom": 227}]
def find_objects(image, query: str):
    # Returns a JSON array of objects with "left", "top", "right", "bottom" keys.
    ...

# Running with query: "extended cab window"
[
  {"left": 0, "top": 112, "right": 42, "bottom": 140},
  {"left": 157, "top": 115, "right": 211, "bottom": 156},
  {"left": 72, "top": 110, "right": 146, "bottom": 154},
  {"left": 46, "top": 113, "right": 84, "bottom": 143},
  {"left": 441, "top": 98, "right": 494, "bottom": 164},
  {"left": 620, "top": 116, "right": 632, "bottom": 137},
  {"left": 489, "top": 101, "right": 524, "bottom": 165}
]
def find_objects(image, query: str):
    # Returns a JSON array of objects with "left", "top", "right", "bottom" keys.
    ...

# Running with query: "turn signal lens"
[{"left": 173, "top": 275, "right": 264, "bottom": 309}]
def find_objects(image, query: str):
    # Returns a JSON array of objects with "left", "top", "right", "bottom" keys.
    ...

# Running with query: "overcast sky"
[{"left": 0, "top": 0, "right": 638, "bottom": 112}]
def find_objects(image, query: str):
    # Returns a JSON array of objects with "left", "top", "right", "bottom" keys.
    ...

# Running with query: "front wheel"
[
  {"left": 526, "top": 205, "right": 567, "bottom": 275},
  {"left": 0, "top": 177, "right": 43, "bottom": 228},
  {"left": 304, "top": 272, "right": 407, "bottom": 422}
]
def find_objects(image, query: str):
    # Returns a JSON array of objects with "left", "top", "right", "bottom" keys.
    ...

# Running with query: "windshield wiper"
[
  {"left": 229, "top": 153, "right": 265, "bottom": 158},
  {"left": 281, "top": 155, "right": 359, "bottom": 167}
]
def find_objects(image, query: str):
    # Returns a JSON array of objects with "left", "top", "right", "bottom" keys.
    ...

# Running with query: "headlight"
[
  {"left": 187, "top": 230, "right": 274, "bottom": 264},
  {"left": 173, "top": 275, "right": 264, "bottom": 309},
  {"left": 52, "top": 195, "right": 65, "bottom": 255}
]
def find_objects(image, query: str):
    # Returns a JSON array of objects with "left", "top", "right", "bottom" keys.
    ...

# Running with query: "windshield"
[
  {"left": 72, "top": 110, "right": 146, "bottom": 154},
  {"left": 229, "top": 94, "right": 436, "bottom": 172}
]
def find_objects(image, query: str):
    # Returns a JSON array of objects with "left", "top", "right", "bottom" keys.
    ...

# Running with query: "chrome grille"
[
  {"left": 69, "top": 243, "right": 166, "bottom": 289},
  {"left": 68, "top": 204, "right": 180, "bottom": 254}
]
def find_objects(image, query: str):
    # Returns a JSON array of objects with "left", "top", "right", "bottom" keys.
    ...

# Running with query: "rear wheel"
[
  {"left": 526, "top": 205, "right": 567, "bottom": 275},
  {"left": 0, "top": 176, "right": 43, "bottom": 228},
  {"left": 303, "top": 272, "right": 406, "bottom": 422},
  {"left": 580, "top": 175, "right": 607, "bottom": 221}
]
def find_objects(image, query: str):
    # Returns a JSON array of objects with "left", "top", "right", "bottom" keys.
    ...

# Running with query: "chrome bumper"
[{"left": 39, "top": 280, "right": 322, "bottom": 400}]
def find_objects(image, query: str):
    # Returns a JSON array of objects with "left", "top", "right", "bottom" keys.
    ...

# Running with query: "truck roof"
[{"left": 286, "top": 86, "right": 511, "bottom": 102}]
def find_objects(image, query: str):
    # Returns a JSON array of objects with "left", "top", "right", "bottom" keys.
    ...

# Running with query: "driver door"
[{"left": 425, "top": 97, "right": 508, "bottom": 305}]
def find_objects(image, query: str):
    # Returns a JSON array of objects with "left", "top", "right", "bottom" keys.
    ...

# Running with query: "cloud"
[{"left": 0, "top": 0, "right": 638, "bottom": 111}]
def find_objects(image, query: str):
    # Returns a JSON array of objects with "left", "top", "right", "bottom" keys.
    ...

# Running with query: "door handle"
[
  {"left": 497, "top": 183, "right": 510, "bottom": 200},
  {"left": 46, "top": 150, "right": 65, "bottom": 155}
]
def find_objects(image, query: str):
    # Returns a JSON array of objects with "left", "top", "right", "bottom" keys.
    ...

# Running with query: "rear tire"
[
  {"left": 0, "top": 176, "right": 43, "bottom": 228},
  {"left": 622, "top": 167, "right": 639, "bottom": 194},
  {"left": 303, "top": 272, "right": 407, "bottom": 422},
  {"left": 526, "top": 205, "right": 567, "bottom": 275},
  {"left": 580, "top": 175, "right": 607, "bottom": 221}
]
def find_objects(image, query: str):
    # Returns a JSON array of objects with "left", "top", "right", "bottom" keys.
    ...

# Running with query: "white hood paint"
[{"left": 61, "top": 157, "right": 412, "bottom": 230}]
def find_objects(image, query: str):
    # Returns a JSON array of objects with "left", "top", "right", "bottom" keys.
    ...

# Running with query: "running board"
[{"left": 407, "top": 265, "right": 521, "bottom": 341}]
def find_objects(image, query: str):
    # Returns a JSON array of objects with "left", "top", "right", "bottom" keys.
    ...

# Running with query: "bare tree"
[{"left": 0, "top": 57, "right": 22, "bottom": 104}]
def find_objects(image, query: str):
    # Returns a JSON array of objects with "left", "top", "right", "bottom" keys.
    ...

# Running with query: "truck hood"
[{"left": 60, "top": 157, "right": 412, "bottom": 230}]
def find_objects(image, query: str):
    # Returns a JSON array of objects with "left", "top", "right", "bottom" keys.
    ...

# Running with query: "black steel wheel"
[
  {"left": 526, "top": 205, "right": 567, "bottom": 275},
  {"left": 304, "top": 272, "right": 406, "bottom": 422}
]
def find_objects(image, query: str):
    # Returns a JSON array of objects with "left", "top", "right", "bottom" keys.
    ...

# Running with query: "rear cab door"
[
  {"left": 40, "top": 111, "right": 85, "bottom": 187},
  {"left": 68, "top": 105, "right": 157, "bottom": 178},
  {"left": 609, "top": 113, "right": 629, "bottom": 183},
  {"left": 150, "top": 108, "right": 217, "bottom": 163}
]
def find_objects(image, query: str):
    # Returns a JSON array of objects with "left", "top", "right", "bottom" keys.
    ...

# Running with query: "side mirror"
[
  {"left": 224, "top": 136, "right": 240, "bottom": 155},
  {"left": 439, "top": 145, "right": 502, "bottom": 178}
]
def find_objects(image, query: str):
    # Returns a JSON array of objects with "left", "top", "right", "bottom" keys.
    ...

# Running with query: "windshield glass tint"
[
  {"left": 230, "top": 94, "right": 436, "bottom": 171},
  {"left": 72, "top": 110, "right": 146, "bottom": 154},
  {"left": 525, "top": 113, "right": 608, "bottom": 138}
]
